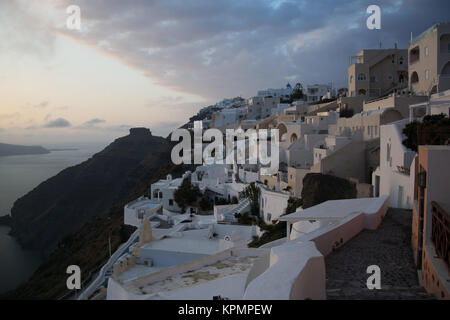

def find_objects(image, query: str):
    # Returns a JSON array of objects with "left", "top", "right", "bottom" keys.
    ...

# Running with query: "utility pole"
[{"left": 108, "top": 231, "right": 112, "bottom": 258}]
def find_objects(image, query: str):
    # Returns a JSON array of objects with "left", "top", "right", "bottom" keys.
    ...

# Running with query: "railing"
[
  {"left": 397, "top": 166, "right": 410, "bottom": 175},
  {"left": 431, "top": 201, "right": 450, "bottom": 269},
  {"left": 77, "top": 228, "right": 140, "bottom": 300}
]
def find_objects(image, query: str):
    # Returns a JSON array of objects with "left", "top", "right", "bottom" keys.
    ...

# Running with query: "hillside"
[{"left": 9, "top": 128, "right": 172, "bottom": 254}]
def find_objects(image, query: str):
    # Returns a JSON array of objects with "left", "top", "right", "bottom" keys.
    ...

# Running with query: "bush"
[
  {"left": 174, "top": 176, "right": 201, "bottom": 212},
  {"left": 199, "top": 195, "right": 213, "bottom": 211},
  {"left": 403, "top": 114, "right": 450, "bottom": 151},
  {"left": 239, "top": 182, "right": 260, "bottom": 216}
]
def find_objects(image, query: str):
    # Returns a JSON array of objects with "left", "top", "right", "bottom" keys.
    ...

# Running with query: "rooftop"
[
  {"left": 123, "top": 249, "right": 266, "bottom": 299},
  {"left": 280, "top": 196, "right": 388, "bottom": 223}
]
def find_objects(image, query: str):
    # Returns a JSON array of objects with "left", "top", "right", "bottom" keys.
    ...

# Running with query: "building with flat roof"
[
  {"left": 409, "top": 22, "right": 450, "bottom": 95},
  {"left": 348, "top": 47, "right": 408, "bottom": 98}
]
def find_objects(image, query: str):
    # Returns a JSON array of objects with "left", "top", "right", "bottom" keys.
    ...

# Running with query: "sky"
[{"left": 0, "top": 0, "right": 449, "bottom": 146}]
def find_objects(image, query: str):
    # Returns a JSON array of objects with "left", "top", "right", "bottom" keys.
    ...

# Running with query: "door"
[{"left": 398, "top": 186, "right": 404, "bottom": 208}]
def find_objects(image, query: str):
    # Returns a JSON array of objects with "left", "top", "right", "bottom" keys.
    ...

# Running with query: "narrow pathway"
[{"left": 325, "top": 208, "right": 435, "bottom": 300}]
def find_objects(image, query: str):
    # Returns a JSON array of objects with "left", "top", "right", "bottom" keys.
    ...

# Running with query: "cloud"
[
  {"left": 33, "top": 101, "right": 49, "bottom": 109},
  {"left": 44, "top": 0, "right": 449, "bottom": 100},
  {"left": 0, "top": 112, "right": 21, "bottom": 120},
  {"left": 43, "top": 117, "right": 71, "bottom": 128},
  {"left": 78, "top": 118, "right": 106, "bottom": 128}
]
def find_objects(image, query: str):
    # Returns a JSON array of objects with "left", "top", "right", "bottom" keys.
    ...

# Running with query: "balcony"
[{"left": 431, "top": 201, "right": 450, "bottom": 269}]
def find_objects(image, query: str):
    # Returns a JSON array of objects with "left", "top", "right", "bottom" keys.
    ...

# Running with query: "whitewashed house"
[
  {"left": 150, "top": 172, "right": 192, "bottom": 213},
  {"left": 259, "top": 183, "right": 290, "bottom": 224},
  {"left": 372, "top": 119, "right": 416, "bottom": 209},
  {"left": 124, "top": 197, "right": 163, "bottom": 227}
]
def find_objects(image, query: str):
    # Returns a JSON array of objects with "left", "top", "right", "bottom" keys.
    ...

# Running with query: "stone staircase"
[
  {"left": 324, "top": 208, "right": 437, "bottom": 300},
  {"left": 220, "top": 199, "right": 250, "bottom": 222}
]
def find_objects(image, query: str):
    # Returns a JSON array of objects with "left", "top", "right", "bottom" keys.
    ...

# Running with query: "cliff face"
[
  {"left": 9, "top": 128, "right": 173, "bottom": 254},
  {"left": 0, "top": 143, "right": 49, "bottom": 156},
  {"left": 301, "top": 173, "right": 357, "bottom": 209}
]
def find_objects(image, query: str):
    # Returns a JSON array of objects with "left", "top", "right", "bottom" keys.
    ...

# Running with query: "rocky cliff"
[
  {"left": 301, "top": 173, "right": 357, "bottom": 209},
  {"left": 9, "top": 128, "right": 172, "bottom": 254}
]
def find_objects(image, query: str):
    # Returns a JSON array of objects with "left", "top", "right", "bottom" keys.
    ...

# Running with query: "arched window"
[
  {"left": 441, "top": 61, "right": 450, "bottom": 76},
  {"left": 398, "top": 56, "right": 404, "bottom": 65},
  {"left": 358, "top": 73, "right": 366, "bottom": 81},
  {"left": 290, "top": 133, "right": 298, "bottom": 143},
  {"left": 350, "top": 75, "right": 353, "bottom": 83},
  {"left": 410, "top": 71, "right": 419, "bottom": 84}
]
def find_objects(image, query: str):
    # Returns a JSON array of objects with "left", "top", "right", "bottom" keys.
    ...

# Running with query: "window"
[
  {"left": 375, "top": 126, "right": 378, "bottom": 136},
  {"left": 350, "top": 75, "right": 353, "bottom": 83},
  {"left": 425, "top": 47, "right": 429, "bottom": 56},
  {"left": 169, "top": 199, "right": 174, "bottom": 206},
  {"left": 386, "top": 143, "right": 391, "bottom": 162},
  {"left": 261, "top": 198, "right": 264, "bottom": 208},
  {"left": 358, "top": 73, "right": 366, "bottom": 81},
  {"left": 388, "top": 75, "right": 393, "bottom": 81},
  {"left": 370, "top": 76, "right": 377, "bottom": 83},
  {"left": 266, "top": 213, "right": 272, "bottom": 222},
  {"left": 425, "top": 69, "right": 429, "bottom": 80},
  {"left": 398, "top": 56, "right": 404, "bottom": 65}
]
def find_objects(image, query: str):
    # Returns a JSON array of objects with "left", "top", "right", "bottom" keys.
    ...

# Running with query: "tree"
[
  {"left": 239, "top": 182, "right": 260, "bottom": 216},
  {"left": 174, "top": 176, "right": 201, "bottom": 212},
  {"left": 402, "top": 114, "right": 450, "bottom": 151},
  {"left": 286, "top": 197, "right": 302, "bottom": 214},
  {"left": 290, "top": 82, "right": 304, "bottom": 101},
  {"left": 199, "top": 195, "right": 213, "bottom": 211}
]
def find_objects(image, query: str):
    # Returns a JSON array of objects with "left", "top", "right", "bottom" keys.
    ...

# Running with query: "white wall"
[
  {"left": 373, "top": 120, "right": 416, "bottom": 209},
  {"left": 260, "top": 187, "right": 290, "bottom": 223}
]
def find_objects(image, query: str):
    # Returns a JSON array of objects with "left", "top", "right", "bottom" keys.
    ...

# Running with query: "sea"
[{"left": 0, "top": 143, "right": 105, "bottom": 294}]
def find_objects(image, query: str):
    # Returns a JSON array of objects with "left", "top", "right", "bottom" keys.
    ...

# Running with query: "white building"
[
  {"left": 211, "top": 107, "right": 247, "bottom": 128},
  {"left": 245, "top": 96, "right": 281, "bottom": 120},
  {"left": 150, "top": 172, "right": 192, "bottom": 213},
  {"left": 124, "top": 197, "right": 163, "bottom": 227},
  {"left": 259, "top": 184, "right": 290, "bottom": 224},
  {"left": 410, "top": 88, "right": 450, "bottom": 121},
  {"left": 372, "top": 119, "right": 416, "bottom": 209},
  {"left": 278, "top": 111, "right": 340, "bottom": 167},
  {"left": 306, "top": 84, "right": 335, "bottom": 103},
  {"left": 257, "top": 83, "right": 293, "bottom": 99}
]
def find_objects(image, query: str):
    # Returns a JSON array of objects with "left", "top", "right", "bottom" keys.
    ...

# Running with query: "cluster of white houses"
[{"left": 82, "top": 22, "right": 450, "bottom": 300}]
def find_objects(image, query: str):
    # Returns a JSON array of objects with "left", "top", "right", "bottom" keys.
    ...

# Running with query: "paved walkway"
[{"left": 325, "top": 208, "right": 435, "bottom": 300}]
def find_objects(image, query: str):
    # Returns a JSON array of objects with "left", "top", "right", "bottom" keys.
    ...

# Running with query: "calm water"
[{"left": 0, "top": 143, "right": 104, "bottom": 294}]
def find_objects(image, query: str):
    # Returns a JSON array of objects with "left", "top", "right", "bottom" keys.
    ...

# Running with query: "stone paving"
[{"left": 325, "top": 208, "right": 435, "bottom": 300}]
